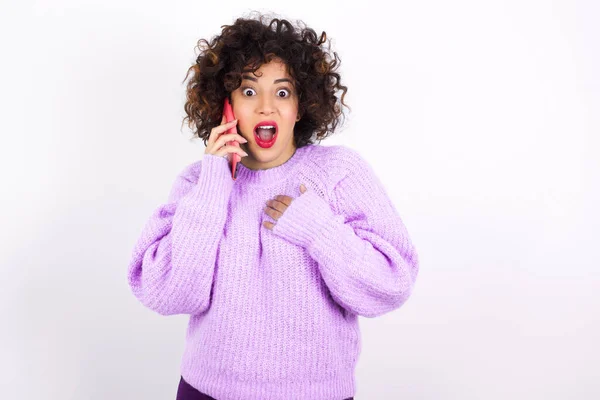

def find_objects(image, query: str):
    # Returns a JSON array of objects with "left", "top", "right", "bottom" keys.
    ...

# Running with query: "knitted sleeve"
[
  {"left": 271, "top": 148, "right": 419, "bottom": 318},
  {"left": 127, "top": 155, "right": 234, "bottom": 316}
]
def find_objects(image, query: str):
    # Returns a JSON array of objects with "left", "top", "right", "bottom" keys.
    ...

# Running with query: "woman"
[{"left": 127, "top": 12, "right": 419, "bottom": 400}]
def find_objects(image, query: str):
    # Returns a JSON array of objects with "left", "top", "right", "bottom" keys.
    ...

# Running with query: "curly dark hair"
[{"left": 180, "top": 12, "right": 350, "bottom": 148}]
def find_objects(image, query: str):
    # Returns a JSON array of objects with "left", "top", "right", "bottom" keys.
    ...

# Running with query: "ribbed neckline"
[{"left": 234, "top": 144, "right": 314, "bottom": 186}]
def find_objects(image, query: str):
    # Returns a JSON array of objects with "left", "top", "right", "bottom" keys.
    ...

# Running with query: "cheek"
[
  {"left": 231, "top": 95, "right": 249, "bottom": 115},
  {"left": 282, "top": 106, "right": 299, "bottom": 123}
]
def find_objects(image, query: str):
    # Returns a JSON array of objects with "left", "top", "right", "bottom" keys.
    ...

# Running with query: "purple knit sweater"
[{"left": 127, "top": 143, "right": 419, "bottom": 400}]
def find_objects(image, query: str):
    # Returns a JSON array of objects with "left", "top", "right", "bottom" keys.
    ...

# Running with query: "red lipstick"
[{"left": 254, "top": 121, "right": 278, "bottom": 148}]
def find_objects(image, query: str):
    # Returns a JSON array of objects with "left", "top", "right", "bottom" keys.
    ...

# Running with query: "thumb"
[{"left": 300, "top": 184, "right": 307, "bottom": 194}]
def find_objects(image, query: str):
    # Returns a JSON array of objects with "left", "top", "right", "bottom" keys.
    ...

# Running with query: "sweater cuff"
[{"left": 270, "top": 189, "right": 338, "bottom": 248}]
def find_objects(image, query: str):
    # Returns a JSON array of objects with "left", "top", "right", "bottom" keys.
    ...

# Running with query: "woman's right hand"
[{"left": 204, "top": 114, "right": 249, "bottom": 158}]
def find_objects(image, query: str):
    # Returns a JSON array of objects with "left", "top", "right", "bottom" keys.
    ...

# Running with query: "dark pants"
[{"left": 176, "top": 376, "right": 354, "bottom": 400}]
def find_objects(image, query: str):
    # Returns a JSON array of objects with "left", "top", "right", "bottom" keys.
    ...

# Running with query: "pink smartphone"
[{"left": 223, "top": 98, "right": 240, "bottom": 180}]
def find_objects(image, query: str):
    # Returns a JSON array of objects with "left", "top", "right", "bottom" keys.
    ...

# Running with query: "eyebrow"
[{"left": 241, "top": 74, "right": 293, "bottom": 84}]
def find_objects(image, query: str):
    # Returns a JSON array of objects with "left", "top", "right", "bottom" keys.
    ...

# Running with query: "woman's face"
[{"left": 231, "top": 59, "right": 300, "bottom": 170}]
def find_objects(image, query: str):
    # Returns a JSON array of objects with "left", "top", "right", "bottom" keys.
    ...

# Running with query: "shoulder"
[
  {"left": 305, "top": 145, "right": 392, "bottom": 216},
  {"left": 305, "top": 144, "right": 365, "bottom": 169},
  {"left": 166, "top": 159, "right": 204, "bottom": 203},
  {"left": 175, "top": 159, "right": 204, "bottom": 184},
  {"left": 307, "top": 144, "right": 372, "bottom": 184}
]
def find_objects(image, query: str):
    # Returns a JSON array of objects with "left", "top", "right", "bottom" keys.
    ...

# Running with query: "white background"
[{"left": 1, "top": 0, "right": 598, "bottom": 399}]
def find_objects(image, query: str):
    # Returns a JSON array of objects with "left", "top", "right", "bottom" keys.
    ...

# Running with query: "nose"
[{"left": 257, "top": 95, "right": 276, "bottom": 116}]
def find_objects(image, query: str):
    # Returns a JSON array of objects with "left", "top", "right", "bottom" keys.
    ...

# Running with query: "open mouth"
[{"left": 253, "top": 121, "right": 278, "bottom": 147}]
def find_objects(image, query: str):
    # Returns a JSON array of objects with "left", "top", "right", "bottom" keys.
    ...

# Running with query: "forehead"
[{"left": 242, "top": 59, "right": 290, "bottom": 78}]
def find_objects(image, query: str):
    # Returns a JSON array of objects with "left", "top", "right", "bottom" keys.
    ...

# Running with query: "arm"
[
  {"left": 127, "top": 155, "right": 234, "bottom": 316},
  {"left": 271, "top": 149, "right": 419, "bottom": 318}
]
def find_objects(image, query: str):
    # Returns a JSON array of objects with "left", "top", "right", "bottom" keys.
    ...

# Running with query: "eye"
[
  {"left": 277, "top": 89, "right": 290, "bottom": 98},
  {"left": 242, "top": 87, "right": 256, "bottom": 96},
  {"left": 240, "top": 86, "right": 292, "bottom": 98}
]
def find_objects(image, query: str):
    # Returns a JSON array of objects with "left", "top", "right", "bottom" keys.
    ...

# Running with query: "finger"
[
  {"left": 210, "top": 114, "right": 226, "bottom": 145},
  {"left": 274, "top": 195, "right": 292, "bottom": 206},
  {"left": 266, "top": 200, "right": 287, "bottom": 213},
  {"left": 215, "top": 132, "right": 247, "bottom": 150},
  {"left": 263, "top": 220, "right": 274, "bottom": 230},
  {"left": 264, "top": 206, "right": 282, "bottom": 220},
  {"left": 215, "top": 144, "right": 248, "bottom": 158},
  {"left": 208, "top": 120, "right": 238, "bottom": 146}
]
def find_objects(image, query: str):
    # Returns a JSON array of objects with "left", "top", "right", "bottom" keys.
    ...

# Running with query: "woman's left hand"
[{"left": 263, "top": 184, "right": 307, "bottom": 230}]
